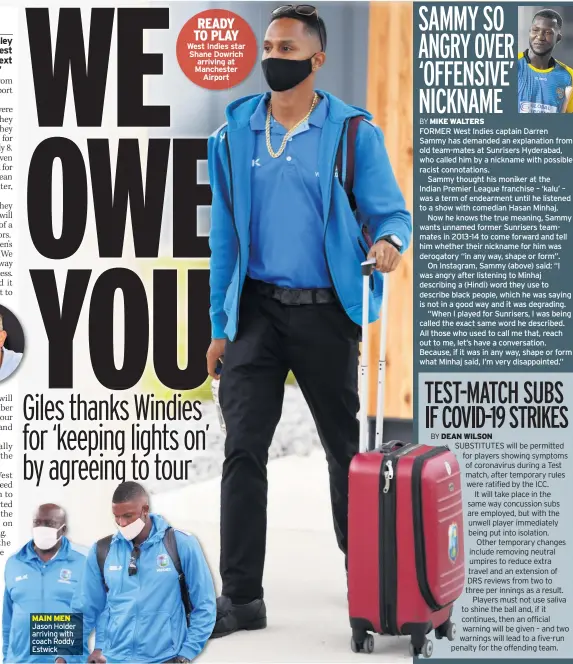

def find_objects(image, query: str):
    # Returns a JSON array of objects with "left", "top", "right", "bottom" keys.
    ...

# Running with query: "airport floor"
[{"left": 154, "top": 451, "right": 411, "bottom": 663}]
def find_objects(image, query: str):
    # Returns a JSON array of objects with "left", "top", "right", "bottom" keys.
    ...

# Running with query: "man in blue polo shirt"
[{"left": 206, "top": 5, "right": 411, "bottom": 637}]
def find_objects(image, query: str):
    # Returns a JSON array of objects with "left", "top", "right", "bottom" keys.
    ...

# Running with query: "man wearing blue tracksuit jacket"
[
  {"left": 69, "top": 482, "right": 216, "bottom": 663},
  {"left": 206, "top": 6, "right": 412, "bottom": 638},
  {"left": 2, "top": 504, "right": 89, "bottom": 663}
]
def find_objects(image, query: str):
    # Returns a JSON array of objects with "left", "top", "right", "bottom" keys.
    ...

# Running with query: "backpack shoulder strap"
[
  {"left": 335, "top": 115, "right": 365, "bottom": 212},
  {"left": 164, "top": 526, "right": 182, "bottom": 574},
  {"left": 164, "top": 527, "right": 193, "bottom": 628},
  {"left": 344, "top": 115, "right": 364, "bottom": 212},
  {"left": 335, "top": 120, "right": 346, "bottom": 188},
  {"left": 96, "top": 535, "right": 113, "bottom": 593}
]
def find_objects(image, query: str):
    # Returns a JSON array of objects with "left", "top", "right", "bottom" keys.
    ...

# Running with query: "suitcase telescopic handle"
[{"left": 359, "top": 259, "right": 390, "bottom": 454}]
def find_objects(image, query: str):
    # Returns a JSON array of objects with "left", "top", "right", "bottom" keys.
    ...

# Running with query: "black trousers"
[{"left": 218, "top": 280, "right": 360, "bottom": 604}]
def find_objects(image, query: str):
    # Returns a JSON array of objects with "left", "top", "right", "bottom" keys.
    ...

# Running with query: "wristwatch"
[{"left": 380, "top": 234, "right": 403, "bottom": 252}]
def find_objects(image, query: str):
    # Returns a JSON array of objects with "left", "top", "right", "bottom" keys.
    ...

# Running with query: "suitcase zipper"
[
  {"left": 382, "top": 459, "right": 393, "bottom": 493},
  {"left": 379, "top": 444, "right": 416, "bottom": 635},
  {"left": 412, "top": 446, "right": 452, "bottom": 612},
  {"left": 381, "top": 443, "right": 416, "bottom": 493}
]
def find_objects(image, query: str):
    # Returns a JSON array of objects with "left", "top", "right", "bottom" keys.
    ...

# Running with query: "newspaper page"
[
  {"left": 0, "top": 1, "right": 570, "bottom": 664},
  {"left": 415, "top": 2, "right": 573, "bottom": 663}
]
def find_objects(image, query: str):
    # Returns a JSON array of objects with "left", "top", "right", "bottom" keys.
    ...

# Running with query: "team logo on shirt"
[
  {"left": 59, "top": 568, "right": 72, "bottom": 583},
  {"left": 157, "top": 554, "right": 170, "bottom": 570},
  {"left": 520, "top": 101, "right": 557, "bottom": 113},
  {"left": 557, "top": 87, "right": 565, "bottom": 99},
  {"left": 448, "top": 523, "right": 459, "bottom": 563}
]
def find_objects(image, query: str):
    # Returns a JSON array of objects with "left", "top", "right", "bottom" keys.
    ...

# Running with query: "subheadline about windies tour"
[
  {"left": 22, "top": 8, "right": 215, "bottom": 487},
  {"left": 414, "top": 2, "right": 573, "bottom": 660},
  {"left": 22, "top": 394, "right": 207, "bottom": 488}
]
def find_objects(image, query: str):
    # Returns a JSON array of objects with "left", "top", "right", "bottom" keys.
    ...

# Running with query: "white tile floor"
[{"left": 154, "top": 450, "right": 411, "bottom": 663}]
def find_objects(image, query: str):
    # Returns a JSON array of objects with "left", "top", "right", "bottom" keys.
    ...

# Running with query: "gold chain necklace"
[{"left": 266, "top": 92, "right": 319, "bottom": 159}]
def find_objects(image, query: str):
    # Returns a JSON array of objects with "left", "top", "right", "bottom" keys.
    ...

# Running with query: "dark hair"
[
  {"left": 533, "top": 9, "right": 563, "bottom": 29},
  {"left": 112, "top": 481, "right": 148, "bottom": 504},
  {"left": 270, "top": 10, "right": 327, "bottom": 51}
]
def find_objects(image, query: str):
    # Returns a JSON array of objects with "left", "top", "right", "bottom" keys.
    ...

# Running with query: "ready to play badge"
[
  {"left": 176, "top": 9, "right": 257, "bottom": 89},
  {"left": 29, "top": 613, "right": 83, "bottom": 657}
]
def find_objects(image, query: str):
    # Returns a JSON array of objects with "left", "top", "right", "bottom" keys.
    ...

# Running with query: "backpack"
[{"left": 96, "top": 527, "right": 193, "bottom": 627}]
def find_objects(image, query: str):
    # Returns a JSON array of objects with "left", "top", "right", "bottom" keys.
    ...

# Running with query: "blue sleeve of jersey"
[
  {"left": 353, "top": 120, "right": 412, "bottom": 252},
  {"left": 70, "top": 545, "right": 107, "bottom": 652},
  {"left": 207, "top": 126, "right": 238, "bottom": 340},
  {"left": 176, "top": 533, "right": 217, "bottom": 661},
  {"left": 76, "top": 552, "right": 91, "bottom": 662},
  {"left": 94, "top": 608, "right": 108, "bottom": 651},
  {"left": 60, "top": 553, "right": 92, "bottom": 664},
  {"left": 2, "top": 581, "right": 13, "bottom": 662}
]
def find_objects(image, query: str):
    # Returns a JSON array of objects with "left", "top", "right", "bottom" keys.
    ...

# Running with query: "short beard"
[{"left": 529, "top": 39, "right": 554, "bottom": 57}]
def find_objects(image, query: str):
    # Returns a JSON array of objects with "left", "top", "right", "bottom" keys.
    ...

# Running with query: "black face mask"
[{"left": 262, "top": 56, "right": 315, "bottom": 92}]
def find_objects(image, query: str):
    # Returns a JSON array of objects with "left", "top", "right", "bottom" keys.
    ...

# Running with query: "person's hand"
[
  {"left": 367, "top": 240, "right": 402, "bottom": 273},
  {"left": 87, "top": 649, "right": 106, "bottom": 663},
  {"left": 207, "top": 338, "right": 226, "bottom": 379}
]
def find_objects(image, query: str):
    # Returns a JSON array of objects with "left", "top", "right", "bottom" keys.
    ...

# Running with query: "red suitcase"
[{"left": 347, "top": 261, "right": 465, "bottom": 658}]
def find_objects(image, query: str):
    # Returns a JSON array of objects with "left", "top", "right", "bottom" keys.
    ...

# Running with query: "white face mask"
[
  {"left": 117, "top": 516, "right": 146, "bottom": 541},
  {"left": 33, "top": 526, "right": 63, "bottom": 551}
]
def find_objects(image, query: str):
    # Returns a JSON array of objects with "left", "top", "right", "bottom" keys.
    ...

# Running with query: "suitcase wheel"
[
  {"left": 350, "top": 633, "right": 374, "bottom": 654},
  {"left": 364, "top": 635, "right": 374, "bottom": 653},
  {"left": 409, "top": 638, "right": 433, "bottom": 658},
  {"left": 435, "top": 620, "right": 456, "bottom": 642}
]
